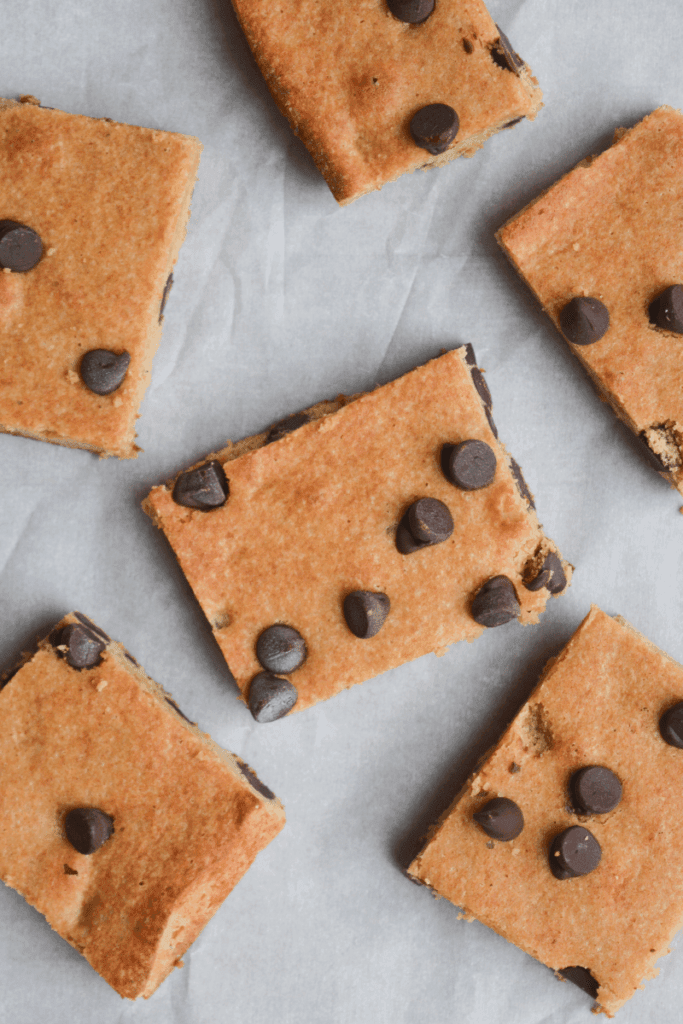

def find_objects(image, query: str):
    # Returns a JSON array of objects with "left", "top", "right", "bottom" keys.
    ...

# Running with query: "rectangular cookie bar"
[
  {"left": 408, "top": 606, "right": 683, "bottom": 1017},
  {"left": 0, "top": 612, "right": 285, "bottom": 998},
  {"left": 144, "top": 347, "right": 570, "bottom": 722},
  {"left": 497, "top": 106, "right": 683, "bottom": 498},
  {"left": 0, "top": 96, "right": 201, "bottom": 458},
  {"left": 229, "top": 0, "right": 542, "bottom": 204}
]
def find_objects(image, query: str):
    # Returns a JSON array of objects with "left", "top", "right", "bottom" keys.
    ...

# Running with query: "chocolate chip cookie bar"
[
  {"left": 408, "top": 606, "right": 683, "bottom": 1016},
  {"left": 0, "top": 96, "right": 201, "bottom": 458},
  {"left": 144, "top": 347, "right": 570, "bottom": 721},
  {"left": 229, "top": 0, "right": 542, "bottom": 204},
  {"left": 497, "top": 106, "right": 683, "bottom": 497},
  {"left": 0, "top": 612, "right": 284, "bottom": 998}
]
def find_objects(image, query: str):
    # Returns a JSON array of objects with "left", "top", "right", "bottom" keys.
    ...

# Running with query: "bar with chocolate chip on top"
[{"left": 144, "top": 347, "right": 570, "bottom": 722}]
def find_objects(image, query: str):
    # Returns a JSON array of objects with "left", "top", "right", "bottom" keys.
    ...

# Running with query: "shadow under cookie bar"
[
  {"left": 0, "top": 612, "right": 284, "bottom": 998},
  {"left": 0, "top": 96, "right": 202, "bottom": 458},
  {"left": 228, "top": 0, "right": 542, "bottom": 204},
  {"left": 497, "top": 106, "right": 683, "bottom": 500},
  {"left": 408, "top": 606, "right": 683, "bottom": 1017},
  {"left": 144, "top": 347, "right": 570, "bottom": 721}
]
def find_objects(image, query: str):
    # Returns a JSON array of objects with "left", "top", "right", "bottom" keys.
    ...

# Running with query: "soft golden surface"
[
  {"left": 0, "top": 614, "right": 285, "bottom": 998},
  {"left": 410, "top": 607, "right": 683, "bottom": 1017},
  {"left": 230, "top": 0, "right": 542, "bottom": 203},
  {"left": 497, "top": 106, "right": 683, "bottom": 496},
  {"left": 0, "top": 98, "right": 201, "bottom": 457},
  {"left": 145, "top": 349, "right": 569, "bottom": 715}
]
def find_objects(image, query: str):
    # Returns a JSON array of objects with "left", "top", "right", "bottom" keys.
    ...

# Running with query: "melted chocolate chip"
[
  {"left": 509, "top": 458, "right": 535, "bottom": 509},
  {"left": 80, "top": 349, "right": 131, "bottom": 395},
  {"left": 256, "top": 625, "right": 307, "bottom": 674},
  {"left": 559, "top": 966, "right": 599, "bottom": 1000},
  {"left": 172, "top": 460, "right": 229, "bottom": 510},
  {"left": 410, "top": 104, "right": 459, "bottom": 155},
  {"left": 471, "top": 576, "right": 520, "bottom": 627},
  {"left": 0, "top": 220, "right": 43, "bottom": 272},
  {"left": 549, "top": 826, "right": 601, "bottom": 879},
  {"left": 164, "top": 696, "right": 194, "bottom": 725},
  {"left": 470, "top": 367, "right": 492, "bottom": 409},
  {"left": 649, "top": 284, "right": 683, "bottom": 334},
  {"left": 444, "top": 440, "right": 496, "bottom": 490},
  {"left": 266, "top": 412, "right": 310, "bottom": 444},
  {"left": 559, "top": 297, "right": 610, "bottom": 346},
  {"left": 386, "top": 0, "right": 434, "bottom": 23},
  {"left": 248, "top": 672, "right": 298, "bottom": 723},
  {"left": 236, "top": 758, "right": 276, "bottom": 800},
  {"left": 491, "top": 26, "right": 525, "bottom": 72},
  {"left": 524, "top": 551, "right": 566, "bottom": 594},
  {"left": 51, "top": 624, "right": 105, "bottom": 670},
  {"left": 64, "top": 808, "right": 114, "bottom": 855},
  {"left": 343, "top": 591, "right": 390, "bottom": 638},
  {"left": 473, "top": 797, "right": 523, "bottom": 841},
  {"left": 159, "top": 273, "right": 174, "bottom": 322},
  {"left": 660, "top": 702, "right": 683, "bottom": 747},
  {"left": 571, "top": 766, "right": 622, "bottom": 815},
  {"left": 407, "top": 498, "right": 453, "bottom": 544}
]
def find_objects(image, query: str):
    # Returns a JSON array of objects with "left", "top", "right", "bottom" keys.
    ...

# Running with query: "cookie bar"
[
  {"left": 0, "top": 612, "right": 285, "bottom": 998},
  {"left": 144, "top": 347, "right": 570, "bottom": 721},
  {"left": 229, "top": 0, "right": 542, "bottom": 204},
  {"left": 0, "top": 96, "right": 201, "bottom": 458},
  {"left": 408, "top": 606, "right": 683, "bottom": 1017},
  {"left": 497, "top": 106, "right": 683, "bottom": 498}
]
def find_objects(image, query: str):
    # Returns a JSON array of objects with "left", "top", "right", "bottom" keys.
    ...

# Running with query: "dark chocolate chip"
[
  {"left": 52, "top": 624, "right": 105, "bottom": 670},
  {"left": 248, "top": 672, "right": 298, "bottom": 723},
  {"left": 559, "top": 966, "right": 599, "bottom": 1000},
  {"left": 256, "top": 624, "right": 307, "bottom": 674},
  {"left": 124, "top": 651, "right": 139, "bottom": 666},
  {"left": 503, "top": 116, "right": 524, "bottom": 129},
  {"left": 410, "top": 104, "right": 459, "bottom": 155},
  {"left": 471, "top": 576, "right": 520, "bottom": 628},
  {"left": 63, "top": 863, "right": 78, "bottom": 876},
  {"left": 649, "top": 284, "right": 683, "bottom": 334},
  {"left": 266, "top": 412, "right": 310, "bottom": 444},
  {"left": 470, "top": 367, "right": 492, "bottom": 409},
  {"left": 407, "top": 498, "right": 453, "bottom": 544},
  {"left": 462, "top": 343, "right": 477, "bottom": 366},
  {"left": 485, "top": 406, "right": 498, "bottom": 438},
  {"left": 164, "top": 696, "right": 194, "bottom": 725},
  {"left": 660, "top": 702, "right": 683, "bottom": 748},
  {"left": 73, "top": 612, "right": 110, "bottom": 644},
  {"left": 462, "top": 38, "right": 473, "bottom": 54},
  {"left": 491, "top": 26, "right": 525, "bottom": 72},
  {"left": 64, "top": 807, "right": 114, "bottom": 855},
  {"left": 549, "top": 826, "right": 601, "bottom": 879},
  {"left": 509, "top": 457, "right": 535, "bottom": 509},
  {"left": 509, "top": 762, "right": 521, "bottom": 774},
  {"left": 386, "top": 0, "right": 434, "bottom": 23},
  {"left": 637, "top": 431, "right": 671, "bottom": 474},
  {"left": 172, "top": 460, "right": 229, "bottom": 510},
  {"left": 159, "top": 272, "right": 174, "bottom": 322},
  {"left": 80, "top": 349, "right": 131, "bottom": 395},
  {"left": 571, "top": 766, "right": 622, "bottom": 815},
  {"left": 343, "top": 591, "right": 390, "bottom": 639},
  {"left": 396, "top": 511, "right": 426, "bottom": 554},
  {"left": 559, "top": 297, "right": 610, "bottom": 346},
  {"left": 444, "top": 440, "right": 496, "bottom": 490},
  {"left": 473, "top": 797, "right": 523, "bottom": 841},
  {"left": 524, "top": 551, "right": 566, "bottom": 593},
  {"left": 0, "top": 220, "right": 43, "bottom": 272},
  {"left": 236, "top": 758, "right": 275, "bottom": 800}
]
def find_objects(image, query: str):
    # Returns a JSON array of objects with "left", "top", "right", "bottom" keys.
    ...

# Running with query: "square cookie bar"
[
  {"left": 409, "top": 606, "right": 683, "bottom": 1017},
  {"left": 229, "top": 0, "right": 542, "bottom": 204},
  {"left": 497, "top": 106, "right": 683, "bottom": 498},
  {"left": 0, "top": 96, "right": 201, "bottom": 458},
  {"left": 144, "top": 347, "right": 570, "bottom": 722},
  {"left": 0, "top": 612, "right": 285, "bottom": 998}
]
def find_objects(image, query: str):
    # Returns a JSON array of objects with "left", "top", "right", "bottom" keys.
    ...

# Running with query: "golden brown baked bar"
[
  {"left": 497, "top": 106, "right": 683, "bottom": 498},
  {"left": 0, "top": 96, "right": 202, "bottom": 458},
  {"left": 409, "top": 606, "right": 683, "bottom": 1017},
  {"left": 144, "top": 347, "right": 570, "bottom": 721},
  {"left": 229, "top": 0, "right": 542, "bottom": 204},
  {"left": 0, "top": 612, "right": 285, "bottom": 998}
]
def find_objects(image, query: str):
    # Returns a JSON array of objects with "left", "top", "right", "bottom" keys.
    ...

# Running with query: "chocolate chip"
[
  {"left": 571, "top": 766, "right": 622, "bottom": 815},
  {"left": 410, "top": 104, "right": 459, "bottom": 155},
  {"left": 637, "top": 431, "right": 672, "bottom": 474},
  {"left": 343, "top": 591, "right": 390, "bottom": 638},
  {"left": 473, "top": 797, "right": 523, "bottom": 841},
  {"left": 396, "top": 512, "right": 426, "bottom": 554},
  {"left": 491, "top": 26, "right": 525, "bottom": 72},
  {"left": 660, "top": 702, "right": 683, "bottom": 747},
  {"left": 51, "top": 624, "right": 105, "bottom": 670},
  {"left": 649, "top": 285, "right": 683, "bottom": 334},
  {"left": 172, "top": 460, "right": 229, "bottom": 510},
  {"left": 549, "top": 826, "right": 601, "bottom": 879},
  {"left": 485, "top": 406, "right": 498, "bottom": 438},
  {"left": 559, "top": 297, "right": 610, "bottom": 346},
  {"left": 509, "top": 458, "right": 535, "bottom": 509},
  {"left": 73, "top": 612, "right": 110, "bottom": 644},
  {"left": 159, "top": 273, "right": 173, "bottom": 322},
  {"left": 444, "top": 440, "right": 496, "bottom": 490},
  {"left": 124, "top": 651, "right": 139, "bottom": 666},
  {"left": 236, "top": 758, "right": 275, "bottom": 800},
  {"left": 386, "top": 0, "right": 434, "bottom": 23},
  {"left": 64, "top": 808, "right": 114, "bottom": 855},
  {"left": 524, "top": 551, "right": 566, "bottom": 593},
  {"left": 462, "top": 38, "right": 473, "bottom": 54},
  {"left": 509, "top": 762, "right": 521, "bottom": 773},
  {"left": 256, "top": 625, "right": 307, "bottom": 674},
  {"left": 80, "top": 349, "right": 131, "bottom": 395},
  {"left": 503, "top": 117, "right": 524, "bottom": 129},
  {"left": 0, "top": 220, "right": 43, "bottom": 272},
  {"left": 266, "top": 412, "right": 310, "bottom": 444},
  {"left": 470, "top": 367, "right": 492, "bottom": 409},
  {"left": 559, "top": 966, "right": 599, "bottom": 1000},
  {"left": 164, "top": 696, "right": 194, "bottom": 725},
  {"left": 248, "top": 672, "right": 298, "bottom": 723},
  {"left": 471, "top": 576, "right": 520, "bottom": 627},
  {"left": 407, "top": 498, "right": 453, "bottom": 544},
  {"left": 462, "top": 343, "right": 477, "bottom": 367}
]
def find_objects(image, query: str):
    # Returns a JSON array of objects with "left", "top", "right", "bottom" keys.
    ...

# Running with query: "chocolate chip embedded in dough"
[
  {"left": 524, "top": 551, "right": 566, "bottom": 594},
  {"left": 386, "top": 0, "right": 434, "bottom": 24},
  {"left": 410, "top": 104, "right": 459, "bottom": 155},
  {"left": 248, "top": 672, "right": 298, "bottom": 723},
  {"left": 51, "top": 624, "right": 105, "bottom": 670},
  {"left": 64, "top": 807, "right": 114, "bottom": 855},
  {"left": 559, "top": 966, "right": 599, "bottom": 1000},
  {"left": 395, "top": 511, "right": 426, "bottom": 554},
  {"left": 637, "top": 430, "right": 672, "bottom": 474},
  {"left": 266, "top": 412, "right": 310, "bottom": 444},
  {"left": 256, "top": 624, "right": 307, "bottom": 674},
  {"left": 343, "top": 591, "right": 390, "bottom": 639},
  {"left": 470, "top": 576, "right": 520, "bottom": 628},
  {"left": 571, "top": 766, "right": 622, "bottom": 815},
  {"left": 491, "top": 26, "right": 525, "bottom": 72},
  {"left": 236, "top": 758, "right": 276, "bottom": 801},
  {"left": 407, "top": 498, "right": 453, "bottom": 545},
  {"left": 164, "top": 696, "right": 194, "bottom": 725},
  {"left": 172, "top": 460, "right": 229, "bottom": 510},
  {"left": 159, "top": 272, "right": 174, "bottom": 322},
  {"left": 80, "top": 349, "right": 131, "bottom": 395},
  {"left": 649, "top": 284, "right": 683, "bottom": 334},
  {"left": 462, "top": 343, "right": 477, "bottom": 367},
  {"left": 509, "top": 457, "right": 535, "bottom": 509},
  {"left": 73, "top": 612, "right": 110, "bottom": 644},
  {"left": 549, "top": 826, "right": 601, "bottom": 879},
  {"left": 559, "top": 297, "right": 610, "bottom": 346},
  {"left": 473, "top": 797, "right": 523, "bottom": 841},
  {"left": 484, "top": 406, "right": 498, "bottom": 439},
  {"left": 0, "top": 220, "right": 43, "bottom": 272},
  {"left": 503, "top": 117, "right": 524, "bottom": 129},
  {"left": 444, "top": 440, "right": 497, "bottom": 490},
  {"left": 660, "top": 702, "right": 683, "bottom": 748},
  {"left": 470, "top": 367, "right": 492, "bottom": 410}
]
